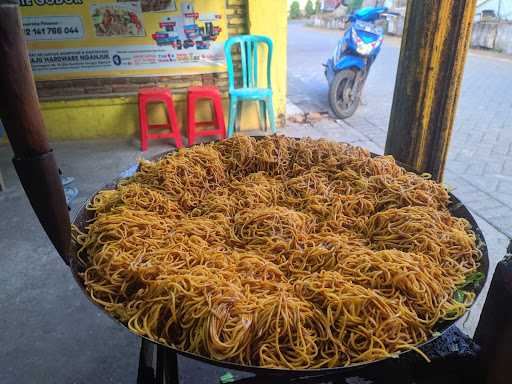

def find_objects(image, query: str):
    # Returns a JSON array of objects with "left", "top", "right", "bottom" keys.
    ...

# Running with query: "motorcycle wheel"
[{"left": 328, "top": 69, "right": 361, "bottom": 119}]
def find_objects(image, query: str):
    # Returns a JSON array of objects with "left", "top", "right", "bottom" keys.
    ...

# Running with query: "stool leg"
[
  {"left": 213, "top": 96, "right": 226, "bottom": 139},
  {"left": 267, "top": 96, "right": 277, "bottom": 134},
  {"left": 174, "top": 131, "right": 183, "bottom": 149},
  {"left": 187, "top": 93, "right": 196, "bottom": 146},
  {"left": 139, "top": 97, "right": 149, "bottom": 151},
  {"left": 258, "top": 100, "right": 267, "bottom": 132},
  {"left": 228, "top": 97, "right": 238, "bottom": 138},
  {"left": 164, "top": 98, "right": 183, "bottom": 149}
]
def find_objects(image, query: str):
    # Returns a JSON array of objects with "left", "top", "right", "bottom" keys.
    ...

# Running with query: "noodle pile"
[{"left": 74, "top": 136, "right": 481, "bottom": 368}]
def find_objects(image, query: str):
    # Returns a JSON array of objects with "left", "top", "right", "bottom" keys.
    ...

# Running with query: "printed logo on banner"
[{"left": 112, "top": 55, "right": 122, "bottom": 66}]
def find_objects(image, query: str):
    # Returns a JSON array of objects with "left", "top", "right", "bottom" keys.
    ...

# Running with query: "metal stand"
[
  {"left": 133, "top": 237, "right": 512, "bottom": 384},
  {"left": 137, "top": 340, "right": 179, "bottom": 384},
  {"left": 136, "top": 327, "right": 480, "bottom": 384},
  {"left": 0, "top": 169, "right": 5, "bottom": 191}
]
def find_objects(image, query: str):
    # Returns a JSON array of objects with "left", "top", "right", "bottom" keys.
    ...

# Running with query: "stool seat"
[
  {"left": 187, "top": 86, "right": 226, "bottom": 146},
  {"left": 188, "top": 86, "right": 221, "bottom": 94},
  {"left": 138, "top": 87, "right": 183, "bottom": 151}
]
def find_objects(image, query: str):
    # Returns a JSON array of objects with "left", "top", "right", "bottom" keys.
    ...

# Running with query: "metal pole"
[{"left": 384, "top": 0, "right": 476, "bottom": 181}]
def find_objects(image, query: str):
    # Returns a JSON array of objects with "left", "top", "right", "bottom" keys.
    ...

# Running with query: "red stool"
[
  {"left": 138, "top": 88, "right": 183, "bottom": 151},
  {"left": 187, "top": 87, "right": 226, "bottom": 146}
]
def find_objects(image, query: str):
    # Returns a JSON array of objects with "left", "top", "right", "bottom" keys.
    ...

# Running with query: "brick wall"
[{"left": 36, "top": 0, "right": 248, "bottom": 101}]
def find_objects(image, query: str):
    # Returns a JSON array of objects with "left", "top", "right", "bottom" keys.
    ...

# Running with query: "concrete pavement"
[{"left": 0, "top": 141, "right": 242, "bottom": 384}]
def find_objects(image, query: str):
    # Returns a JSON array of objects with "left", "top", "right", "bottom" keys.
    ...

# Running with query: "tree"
[
  {"left": 305, "top": 0, "right": 316, "bottom": 17},
  {"left": 347, "top": 0, "right": 364, "bottom": 13},
  {"left": 315, "top": 0, "right": 321, "bottom": 14},
  {"left": 289, "top": 1, "right": 301, "bottom": 19}
]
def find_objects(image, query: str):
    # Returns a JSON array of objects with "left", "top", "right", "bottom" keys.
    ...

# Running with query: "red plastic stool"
[
  {"left": 138, "top": 88, "right": 183, "bottom": 151},
  {"left": 187, "top": 87, "right": 226, "bottom": 146}
]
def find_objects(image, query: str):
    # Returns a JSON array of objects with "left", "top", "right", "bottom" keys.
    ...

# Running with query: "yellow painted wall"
[
  {"left": 248, "top": 0, "right": 288, "bottom": 122},
  {"left": 41, "top": 95, "right": 228, "bottom": 140},
  {"left": 38, "top": 1, "right": 288, "bottom": 140},
  {"left": 43, "top": 98, "right": 138, "bottom": 140}
]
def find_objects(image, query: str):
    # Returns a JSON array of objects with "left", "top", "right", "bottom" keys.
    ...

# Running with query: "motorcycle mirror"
[{"left": 382, "top": 12, "right": 400, "bottom": 17}]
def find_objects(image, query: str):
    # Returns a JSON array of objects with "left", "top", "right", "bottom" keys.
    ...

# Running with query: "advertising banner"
[{"left": 19, "top": 0, "right": 228, "bottom": 80}]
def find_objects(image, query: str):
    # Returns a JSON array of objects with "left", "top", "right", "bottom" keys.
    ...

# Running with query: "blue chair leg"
[
  {"left": 267, "top": 96, "right": 277, "bottom": 134},
  {"left": 228, "top": 97, "right": 238, "bottom": 138},
  {"left": 237, "top": 100, "right": 243, "bottom": 133},
  {"left": 258, "top": 100, "right": 267, "bottom": 132}
]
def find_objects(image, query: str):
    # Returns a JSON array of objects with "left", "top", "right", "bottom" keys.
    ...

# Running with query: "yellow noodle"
[{"left": 74, "top": 136, "right": 481, "bottom": 369}]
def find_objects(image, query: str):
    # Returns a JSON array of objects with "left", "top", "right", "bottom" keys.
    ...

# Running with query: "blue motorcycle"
[{"left": 324, "top": 7, "right": 388, "bottom": 119}]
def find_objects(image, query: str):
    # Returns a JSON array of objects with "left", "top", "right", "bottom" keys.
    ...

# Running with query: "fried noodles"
[{"left": 74, "top": 136, "right": 481, "bottom": 368}]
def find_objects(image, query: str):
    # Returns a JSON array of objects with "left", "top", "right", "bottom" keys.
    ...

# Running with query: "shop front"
[{"left": 18, "top": 0, "right": 287, "bottom": 140}]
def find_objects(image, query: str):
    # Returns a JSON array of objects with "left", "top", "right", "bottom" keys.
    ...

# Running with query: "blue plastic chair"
[{"left": 224, "top": 35, "right": 276, "bottom": 137}]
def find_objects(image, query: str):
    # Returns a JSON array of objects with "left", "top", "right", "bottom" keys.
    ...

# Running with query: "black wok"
[{"left": 69, "top": 140, "right": 489, "bottom": 378}]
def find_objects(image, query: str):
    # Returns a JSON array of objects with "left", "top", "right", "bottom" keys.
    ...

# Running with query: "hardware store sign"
[{"left": 20, "top": 0, "right": 228, "bottom": 80}]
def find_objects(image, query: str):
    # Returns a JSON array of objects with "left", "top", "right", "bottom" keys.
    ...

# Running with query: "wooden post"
[
  {"left": 385, "top": 0, "right": 476, "bottom": 181},
  {"left": 0, "top": 0, "right": 50, "bottom": 157},
  {"left": 0, "top": 0, "right": 70, "bottom": 263}
]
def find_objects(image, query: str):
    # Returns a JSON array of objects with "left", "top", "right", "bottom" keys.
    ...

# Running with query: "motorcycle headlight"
[
  {"left": 351, "top": 28, "right": 375, "bottom": 56},
  {"left": 356, "top": 41, "right": 373, "bottom": 56}
]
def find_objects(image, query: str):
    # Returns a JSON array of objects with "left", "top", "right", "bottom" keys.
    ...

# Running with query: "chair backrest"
[{"left": 224, "top": 35, "right": 273, "bottom": 92}]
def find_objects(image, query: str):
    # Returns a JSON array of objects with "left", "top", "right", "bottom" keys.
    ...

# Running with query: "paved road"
[{"left": 286, "top": 21, "right": 512, "bottom": 239}]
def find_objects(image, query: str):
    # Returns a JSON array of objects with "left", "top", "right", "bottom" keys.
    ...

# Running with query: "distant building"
[
  {"left": 362, "top": 0, "right": 388, "bottom": 7},
  {"left": 321, "top": 0, "right": 390, "bottom": 13},
  {"left": 320, "top": 0, "right": 342, "bottom": 12},
  {"left": 476, "top": 0, "right": 512, "bottom": 20}
]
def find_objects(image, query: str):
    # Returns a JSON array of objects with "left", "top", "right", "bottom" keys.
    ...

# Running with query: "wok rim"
[{"left": 69, "top": 136, "right": 489, "bottom": 376}]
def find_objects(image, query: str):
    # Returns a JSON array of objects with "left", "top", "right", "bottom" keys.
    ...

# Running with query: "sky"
[
  {"left": 477, "top": 0, "right": 512, "bottom": 19},
  {"left": 287, "top": 0, "right": 512, "bottom": 19}
]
